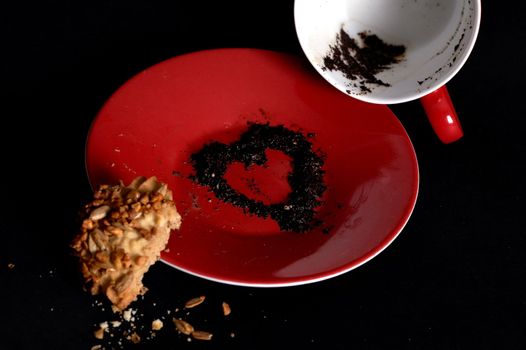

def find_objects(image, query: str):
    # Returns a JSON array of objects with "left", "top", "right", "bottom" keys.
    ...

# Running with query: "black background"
[{"left": 1, "top": 1, "right": 525, "bottom": 349}]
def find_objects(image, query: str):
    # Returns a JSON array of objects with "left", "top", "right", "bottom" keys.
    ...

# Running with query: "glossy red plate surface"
[{"left": 86, "top": 49, "right": 418, "bottom": 287}]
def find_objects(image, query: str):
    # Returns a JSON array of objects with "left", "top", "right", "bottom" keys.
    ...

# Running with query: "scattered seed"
[
  {"left": 222, "top": 302, "right": 231, "bottom": 316},
  {"left": 191, "top": 330, "right": 213, "bottom": 341},
  {"left": 89, "top": 205, "right": 111, "bottom": 221},
  {"left": 173, "top": 318, "right": 194, "bottom": 335},
  {"left": 185, "top": 296, "right": 206, "bottom": 309}
]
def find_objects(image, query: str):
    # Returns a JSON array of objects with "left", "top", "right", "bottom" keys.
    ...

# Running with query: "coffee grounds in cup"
[
  {"left": 190, "top": 123, "right": 326, "bottom": 232},
  {"left": 322, "top": 29, "right": 406, "bottom": 93}
]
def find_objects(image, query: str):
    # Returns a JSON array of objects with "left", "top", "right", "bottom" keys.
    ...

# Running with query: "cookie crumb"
[
  {"left": 130, "top": 332, "right": 141, "bottom": 344},
  {"left": 94, "top": 327, "right": 105, "bottom": 340},
  {"left": 152, "top": 319, "right": 163, "bottom": 331},
  {"left": 123, "top": 309, "right": 133, "bottom": 321}
]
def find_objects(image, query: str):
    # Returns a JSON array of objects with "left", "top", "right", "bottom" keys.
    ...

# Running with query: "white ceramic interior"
[{"left": 294, "top": 0, "right": 481, "bottom": 104}]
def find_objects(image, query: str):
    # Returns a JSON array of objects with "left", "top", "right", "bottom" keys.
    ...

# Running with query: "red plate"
[{"left": 86, "top": 49, "right": 418, "bottom": 287}]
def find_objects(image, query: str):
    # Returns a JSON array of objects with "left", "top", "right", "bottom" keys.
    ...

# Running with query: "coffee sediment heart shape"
[{"left": 190, "top": 123, "right": 326, "bottom": 232}]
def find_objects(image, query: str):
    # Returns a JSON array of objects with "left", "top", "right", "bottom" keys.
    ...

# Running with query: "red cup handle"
[{"left": 420, "top": 86, "right": 464, "bottom": 144}]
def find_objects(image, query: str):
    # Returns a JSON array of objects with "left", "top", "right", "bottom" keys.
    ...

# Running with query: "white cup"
[{"left": 295, "top": 0, "right": 481, "bottom": 143}]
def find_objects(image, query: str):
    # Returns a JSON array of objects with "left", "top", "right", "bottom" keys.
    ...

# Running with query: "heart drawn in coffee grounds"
[{"left": 190, "top": 123, "right": 326, "bottom": 232}]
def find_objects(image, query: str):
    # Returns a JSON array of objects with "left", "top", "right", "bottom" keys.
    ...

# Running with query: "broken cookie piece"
[{"left": 72, "top": 176, "right": 182, "bottom": 311}]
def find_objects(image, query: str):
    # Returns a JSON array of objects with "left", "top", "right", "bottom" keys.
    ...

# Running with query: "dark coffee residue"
[
  {"left": 190, "top": 123, "right": 326, "bottom": 232},
  {"left": 323, "top": 29, "right": 406, "bottom": 93}
]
